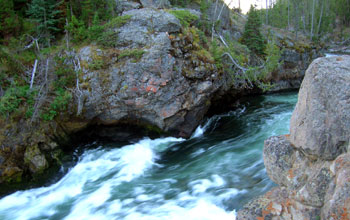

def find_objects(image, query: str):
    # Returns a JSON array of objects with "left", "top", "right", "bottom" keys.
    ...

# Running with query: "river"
[{"left": 0, "top": 92, "right": 298, "bottom": 220}]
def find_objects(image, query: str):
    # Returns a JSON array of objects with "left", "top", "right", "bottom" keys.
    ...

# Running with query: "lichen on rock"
[
  {"left": 238, "top": 56, "right": 350, "bottom": 220},
  {"left": 24, "top": 145, "right": 48, "bottom": 174}
]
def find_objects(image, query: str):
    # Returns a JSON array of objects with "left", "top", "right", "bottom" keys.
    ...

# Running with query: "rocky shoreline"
[
  {"left": 237, "top": 55, "right": 350, "bottom": 220},
  {"left": 0, "top": 0, "right": 320, "bottom": 191}
]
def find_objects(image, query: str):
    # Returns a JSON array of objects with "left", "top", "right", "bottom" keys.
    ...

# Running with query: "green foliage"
[
  {"left": 263, "top": 41, "right": 283, "bottom": 75},
  {"left": 65, "top": 15, "right": 88, "bottom": 43},
  {"left": 41, "top": 89, "right": 72, "bottom": 121},
  {"left": 40, "top": 55, "right": 75, "bottom": 121},
  {"left": 66, "top": 14, "right": 131, "bottom": 46},
  {"left": 26, "top": 0, "right": 62, "bottom": 45},
  {"left": 118, "top": 49, "right": 145, "bottom": 62},
  {"left": 88, "top": 13, "right": 104, "bottom": 41},
  {"left": 252, "top": 41, "right": 282, "bottom": 92},
  {"left": 169, "top": 10, "right": 199, "bottom": 27},
  {"left": 79, "top": 0, "right": 116, "bottom": 25},
  {"left": 198, "top": 0, "right": 210, "bottom": 33},
  {"left": 104, "top": 15, "right": 132, "bottom": 29},
  {"left": 210, "top": 40, "right": 224, "bottom": 69},
  {"left": 96, "top": 31, "right": 118, "bottom": 48},
  {"left": 0, "top": 85, "right": 36, "bottom": 117},
  {"left": 0, "top": 0, "right": 22, "bottom": 41},
  {"left": 225, "top": 39, "right": 249, "bottom": 66},
  {"left": 94, "top": 15, "right": 131, "bottom": 47},
  {"left": 0, "top": 46, "right": 24, "bottom": 75},
  {"left": 53, "top": 56, "right": 75, "bottom": 90},
  {"left": 197, "top": 29, "right": 209, "bottom": 46},
  {"left": 88, "top": 59, "right": 105, "bottom": 70},
  {"left": 169, "top": 0, "right": 190, "bottom": 7},
  {"left": 242, "top": 6, "right": 266, "bottom": 56}
]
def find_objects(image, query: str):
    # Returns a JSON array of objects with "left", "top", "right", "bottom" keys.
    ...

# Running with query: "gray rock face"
[
  {"left": 239, "top": 56, "right": 350, "bottom": 220},
  {"left": 78, "top": 8, "right": 221, "bottom": 137},
  {"left": 264, "top": 135, "right": 295, "bottom": 187},
  {"left": 115, "top": 8, "right": 181, "bottom": 49},
  {"left": 322, "top": 153, "right": 350, "bottom": 219},
  {"left": 290, "top": 56, "right": 350, "bottom": 160},
  {"left": 140, "top": 0, "right": 170, "bottom": 8},
  {"left": 283, "top": 49, "right": 301, "bottom": 63},
  {"left": 24, "top": 145, "right": 48, "bottom": 174},
  {"left": 115, "top": 0, "right": 141, "bottom": 15}
]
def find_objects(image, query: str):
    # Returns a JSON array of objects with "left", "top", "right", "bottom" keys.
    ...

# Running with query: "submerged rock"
[{"left": 238, "top": 56, "right": 350, "bottom": 220}]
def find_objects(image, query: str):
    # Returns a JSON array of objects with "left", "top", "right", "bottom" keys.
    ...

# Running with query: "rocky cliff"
[
  {"left": 0, "top": 0, "right": 320, "bottom": 185},
  {"left": 237, "top": 55, "right": 350, "bottom": 220}
]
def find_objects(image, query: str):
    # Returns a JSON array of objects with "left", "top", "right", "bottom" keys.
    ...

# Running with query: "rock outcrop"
[
  {"left": 77, "top": 8, "right": 221, "bottom": 138},
  {"left": 0, "top": 5, "right": 221, "bottom": 183},
  {"left": 266, "top": 28, "right": 320, "bottom": 91},
  {"left": 0, "top": 0, "right": 321, "bottom": 185},
  {"left": 238, "top": 55, "right": 350, "bottom": 220}
]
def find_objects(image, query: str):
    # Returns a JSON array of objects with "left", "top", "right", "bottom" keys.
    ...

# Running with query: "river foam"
[{"left": 0, "top": 92, "right": 298, "bottom": 220}]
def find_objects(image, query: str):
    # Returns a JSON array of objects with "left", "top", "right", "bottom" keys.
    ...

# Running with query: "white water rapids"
[{"left": 0, "top": 92, "right": 298, "bottom": 220}]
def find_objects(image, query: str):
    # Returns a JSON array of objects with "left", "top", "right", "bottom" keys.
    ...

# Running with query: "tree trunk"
[
  {"left": 310, "top": 0, "right": 316, "bottom": 40},
  {"left": 266, "top": 0, "right": 269, "bottom": 25},
  {"left": 293, "top": 1, "right": 299, "bottom": 39},
  {"left": 317, "top": 0, "right": 324, "bottom": 36},
  {"left": 288, "top": 0, "right": 290, "bottom": 29},
  {"left": 30, "top": 59, "right": 38, "bottom": 89}
]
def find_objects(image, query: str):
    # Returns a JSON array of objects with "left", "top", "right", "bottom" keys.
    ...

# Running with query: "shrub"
[
  {"left": 88, "top": 13, "right": 104, "bottom": 41},
  {"left": 260, "top": 40, "right": 282, "bottom": 80},
  {"left": 41, "top": 89, "right": 71, "bottom": 121},
  {"left": 241, "top": 6, "right": 266, "bottom": 56},
  {"left": 95, "top": 15, "right": 131, "bottom": 48},
  {"left": 88, "top": 59, "right": 105, "bottom": 70},
  {"left": 169, "top": 10, "right": 198, "bottom": 27},
  {"left": 96, "top": 30, "right": 119, "bottom": 48},
  {"left": 104, "top": 15, "right": 131, "bottom": 29},
  {"left": 53, "top": 56, "right": 75, "bottom": 90},
  {"left": 210, "top": 39, "right": 224, "bottom": 69},
  {"left": 118, "top": 49, "right": 145, "bottom": 62},
  {"left": 65, "top": 15, "right": 88, "bottom": 43},
  {"left": 0, "top": 85, "right": 36, "bottom": 117}
]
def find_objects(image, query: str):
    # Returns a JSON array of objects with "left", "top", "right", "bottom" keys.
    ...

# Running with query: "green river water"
[{"left": 0, "top": 92, "right": 298, "bottom": 220}]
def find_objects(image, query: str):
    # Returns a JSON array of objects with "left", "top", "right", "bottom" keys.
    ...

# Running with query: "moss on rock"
[{"left": 24, "top": 145, "right": 48, "bottom": 174}]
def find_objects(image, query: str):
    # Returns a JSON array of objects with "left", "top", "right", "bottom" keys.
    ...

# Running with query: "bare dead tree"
[
  {"left": 212, "top": 0, "right": 220, "bottom": 41},
  {"left": 65, "top": 18, "right": 70, "bottom": 50},
  {"left": 72, "top": 55, "right": 85, "bottom": 116},
  {"left": 31, "top": 59, "right": 51, "bottom": 123},
  {"left": 317, "top": 0, "right": 325, "bottom": 36},
  {"left": 30, "top": 59, "right": 38, "bottom": 89},
  {"left": 310, "top": 0, "right": 316, "bottom": 40}
]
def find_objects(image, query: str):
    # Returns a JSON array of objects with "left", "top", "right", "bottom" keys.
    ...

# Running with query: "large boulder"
[
  {"left": 290, "top": 55, "right": 350, "bottom": 160},
  {"left": 78, "top": 8, "right": 221, "bottom": 138},
  {"left": 238, "top": 56, "right": 350, "bottom": 219}
]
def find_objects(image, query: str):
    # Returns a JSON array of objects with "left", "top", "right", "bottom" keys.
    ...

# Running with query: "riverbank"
[
  {"left": 0, "top": 0, "right": 321, "bottom": 190},
  {"left": 0, "top": 92, "right": 298, "bottom": 219}
]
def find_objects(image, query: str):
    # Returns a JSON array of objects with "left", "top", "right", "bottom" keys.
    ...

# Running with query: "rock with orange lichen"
[{"left": 238, "top": 56, "right": 350, "bottom": 220}]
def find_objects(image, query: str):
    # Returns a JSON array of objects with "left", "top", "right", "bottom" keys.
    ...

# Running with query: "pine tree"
[
  {"left": 0, "top": 0, "right": 21, "bottom": 41},
  {"left": 27, "top": 0, "right": 62, "bottom": 47},
  {"left": 242, "top": 5, "right": 266, "bottom": 56}
]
